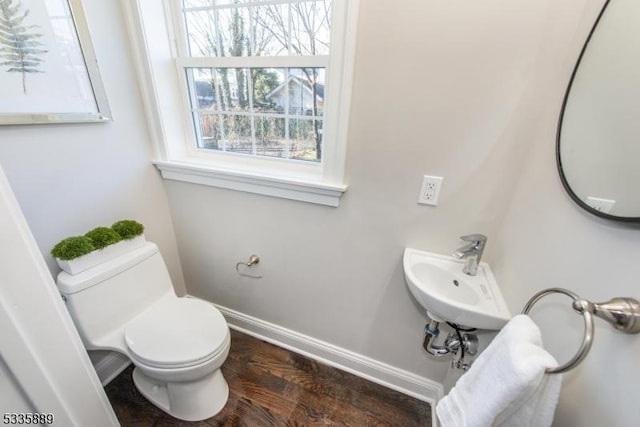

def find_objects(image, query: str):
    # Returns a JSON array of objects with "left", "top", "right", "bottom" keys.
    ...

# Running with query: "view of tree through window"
[{"left": 180, "top": 0, "right": 331, "bottom": 162}]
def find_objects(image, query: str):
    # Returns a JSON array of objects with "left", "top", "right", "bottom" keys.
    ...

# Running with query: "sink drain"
[{"left": 452, "top": 279, "right": 459, "bottom": 287}]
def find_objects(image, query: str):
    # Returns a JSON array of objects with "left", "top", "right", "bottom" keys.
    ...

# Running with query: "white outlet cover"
[{"left": 418, "top": 175, "right": 443, "bottom": 206}]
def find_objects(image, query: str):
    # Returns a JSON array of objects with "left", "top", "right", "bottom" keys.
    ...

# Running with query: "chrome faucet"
[{"left": 452, "top": 234, "right": 487, "bottom": 276}]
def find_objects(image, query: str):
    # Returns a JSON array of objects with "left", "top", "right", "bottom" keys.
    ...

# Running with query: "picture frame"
[{"left": 0, "top": 0, "right": 111, "bottom": 125}]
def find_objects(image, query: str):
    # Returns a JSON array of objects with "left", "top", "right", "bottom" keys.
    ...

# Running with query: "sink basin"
[{"left": 403, "top": 248, "right": 511, "bottom": 330}]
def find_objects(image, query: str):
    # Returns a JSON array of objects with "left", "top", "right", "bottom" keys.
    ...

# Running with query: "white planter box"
[{"left": 56, "top": 235, "right": 146, "bottom": 275}]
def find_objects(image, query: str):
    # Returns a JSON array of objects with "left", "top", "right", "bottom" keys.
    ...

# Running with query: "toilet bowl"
[{"left": 56, "top": 242, "right": 230, "bottom": 421}]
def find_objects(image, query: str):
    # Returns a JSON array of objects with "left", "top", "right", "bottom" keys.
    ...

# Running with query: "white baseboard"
[
  {"left": 190, "top": 297, "right": 443, "bottom": 425},
  {"left": 93, "top": 352, "right": 131, "bottom": 386}
]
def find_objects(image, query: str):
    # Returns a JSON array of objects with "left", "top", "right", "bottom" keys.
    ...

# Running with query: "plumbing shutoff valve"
[{"left": 422, "top": 320, "right": 478, "bottom": 370}]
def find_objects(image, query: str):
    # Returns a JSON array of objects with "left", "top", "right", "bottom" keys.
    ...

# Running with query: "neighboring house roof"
[{"left": 265, "top": 74, "right": 324, "bottom": 106}]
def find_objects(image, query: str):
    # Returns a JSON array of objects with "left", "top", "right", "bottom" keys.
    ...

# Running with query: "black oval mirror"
[{"left": 557, "top": 0, "right": 640, "bottom": 222}]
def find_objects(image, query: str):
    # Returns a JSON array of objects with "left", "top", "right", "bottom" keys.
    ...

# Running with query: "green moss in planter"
[
  {"left": 85, "top": 227, "right": 122, "bottom": 250},
  {"left": 51, "top": 236, "right": 96, "bottom": 260},
  {"left": 111, "top": 219, "right": 144, "bottom": 240}
]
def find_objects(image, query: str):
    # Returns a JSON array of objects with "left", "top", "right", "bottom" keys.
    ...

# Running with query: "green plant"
[
  {"left": 111, "top": 219, "right": 144, "bottom": 240},
  {"left": 50, "top": 236, "right": 95, "bottom": 260},
  {"left": 85, "top": 227, "right": 122, "bottom": 250}
]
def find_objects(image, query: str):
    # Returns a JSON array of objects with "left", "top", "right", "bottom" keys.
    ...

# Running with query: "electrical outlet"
[
  {"left": 585, "top": 196, "right": 615, "bottom": 213},
  {"left": 418, "top": 175, "right": 443, "bottom": 206}
]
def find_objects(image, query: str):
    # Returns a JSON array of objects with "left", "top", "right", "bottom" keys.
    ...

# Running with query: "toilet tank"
[{"left": 56, "top": 242, "right": 175, "bottom": 350}]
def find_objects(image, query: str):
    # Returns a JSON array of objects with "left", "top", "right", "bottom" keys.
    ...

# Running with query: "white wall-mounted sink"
[{"left": 403, "top": 248, "right": 511, "bottom": 330}]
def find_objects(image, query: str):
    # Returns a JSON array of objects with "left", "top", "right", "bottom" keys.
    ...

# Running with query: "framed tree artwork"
[{"left": 0, "top": 0, "right": 111, "bottom": 125}]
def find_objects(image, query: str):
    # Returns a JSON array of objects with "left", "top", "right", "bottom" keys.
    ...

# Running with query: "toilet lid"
[{"left": 125, "top": 298, "right": 228, "bottom": 369}]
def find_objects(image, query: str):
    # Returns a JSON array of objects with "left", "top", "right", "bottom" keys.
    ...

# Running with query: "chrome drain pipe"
[{"left": 423, "top": 319, "right": 450, "bottom": 356}]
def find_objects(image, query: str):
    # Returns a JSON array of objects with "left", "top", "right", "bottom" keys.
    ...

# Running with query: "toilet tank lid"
[{"left": 56, "top": 242, "right": 159, "bottom": 294}]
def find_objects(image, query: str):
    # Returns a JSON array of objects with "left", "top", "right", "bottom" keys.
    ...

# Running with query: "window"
[{"left": 124, "top": 0, "right": 359, "bottom": 206}]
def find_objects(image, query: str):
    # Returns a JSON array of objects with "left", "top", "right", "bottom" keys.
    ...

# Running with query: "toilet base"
[{"left": 132, "top": 367, "right": 229, "bottom": 421}]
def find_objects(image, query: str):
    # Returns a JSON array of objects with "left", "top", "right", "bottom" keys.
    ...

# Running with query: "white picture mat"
[{"left": 0, "top": 0, "right": 109, "bottom": 123}]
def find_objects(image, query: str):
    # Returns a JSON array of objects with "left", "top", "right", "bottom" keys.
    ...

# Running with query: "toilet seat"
[{"left": 125, "top": 298, "right": 228, "bottom": 369}]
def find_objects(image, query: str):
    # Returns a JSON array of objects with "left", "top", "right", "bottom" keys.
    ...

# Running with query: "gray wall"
[
  {"left": 167, "top": 0, "right": 640, "bottom": 424},
  {"left": 492, "top": 1, "right": 640, "bottom": 422},
  {"left": 164, "top": 0, "right": 588, "bottom": 386},
  {"left": 487, "top": 2, "right": 640, "bottom": 426},
  {"left": 0, "top": 0, "right": 185, "bottom": 293}
]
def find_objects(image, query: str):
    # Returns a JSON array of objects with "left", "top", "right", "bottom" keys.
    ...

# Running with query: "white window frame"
[{"left": 122, "top": 0, "right": 359, "bottom": 206}]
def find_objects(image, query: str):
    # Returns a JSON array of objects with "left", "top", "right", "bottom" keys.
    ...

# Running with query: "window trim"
[
  {"left": 153, "top": 159, "right": 347, "bottom": 206},
  {"left": 122, "top": 0, "right": 359, "bottom": 207}
]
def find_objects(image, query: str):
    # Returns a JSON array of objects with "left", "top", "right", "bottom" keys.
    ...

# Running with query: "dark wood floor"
[{"left": 105, "top": 329, "right": 432, "bottom": 426}]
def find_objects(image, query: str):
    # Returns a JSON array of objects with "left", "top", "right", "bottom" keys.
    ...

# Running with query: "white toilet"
[{"left": 56, "top": 241, "right": 231, "bottom": 421}]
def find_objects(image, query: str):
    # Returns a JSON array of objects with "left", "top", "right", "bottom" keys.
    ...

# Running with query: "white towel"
[{"left": 436, "top": 314, "right": 562, "bottom": 427}]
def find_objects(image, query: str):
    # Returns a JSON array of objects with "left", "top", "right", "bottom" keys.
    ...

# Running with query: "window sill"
[{"left": 153, "top": 160, "right": 347, "bottom": 207}]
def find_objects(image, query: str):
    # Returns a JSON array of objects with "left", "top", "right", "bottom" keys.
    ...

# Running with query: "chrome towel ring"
[{"left": 522, "top": 287, "right": 640, "bottom": 374}]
